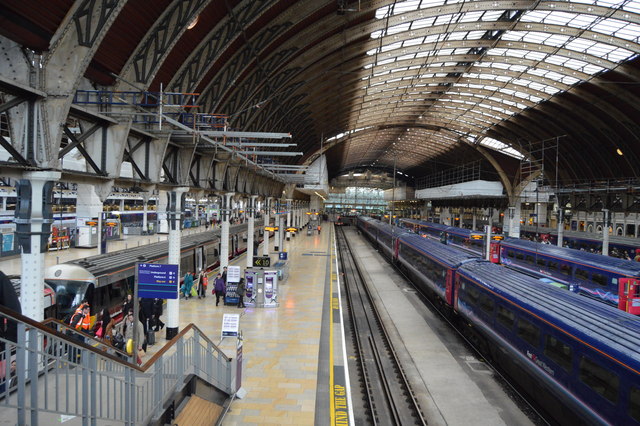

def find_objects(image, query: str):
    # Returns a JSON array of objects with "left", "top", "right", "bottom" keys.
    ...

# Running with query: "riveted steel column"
[
  {"left": 247, "top": 195, "right": 257, "bottom": 268},
  {"left": 15, "top": 170, "right": 60, "bottom": 321},
  {"left": 166, "top": 187, "right": 188, "bottom": 340},
  {"left": 221, "top": 193, "right": 235, "bottom": 270},
  {"left": 602, "top": 209, "right": 610, "bottom": 256},
  {"left": 285, "top": 199, "right": 292, "bottom": 241},
  {"left": 557, "top": 209, "right": 564, "bottom": 248},
  {"left": 263, "top": 197, "right": 271, "bottom": 256}
]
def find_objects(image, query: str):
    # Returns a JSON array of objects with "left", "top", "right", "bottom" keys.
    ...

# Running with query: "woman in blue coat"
[{"left": 181, "top": 272, "right": 194, "bottom": 299}]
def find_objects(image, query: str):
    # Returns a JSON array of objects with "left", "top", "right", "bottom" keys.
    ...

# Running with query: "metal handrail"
[{"left": 0, "top": 305, "right": 236, "bottom": 425}]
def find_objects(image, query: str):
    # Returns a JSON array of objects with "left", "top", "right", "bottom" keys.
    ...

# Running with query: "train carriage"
[
  {"left": 396, "top": 233, "right": 476, "bottom": 305},
  {"left": 456, "top": 260, "right": 640, "bottom": 425},
  {"left": 44, "top": 222, "right": 259, "bottom": 322},
  {"left": 499, "top": 238, "right": 640, "bottom": 306}
]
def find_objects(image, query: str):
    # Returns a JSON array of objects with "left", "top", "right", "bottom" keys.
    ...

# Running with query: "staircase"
[{"left": 0, "top": 305, "right": 239, "bottom": 425}]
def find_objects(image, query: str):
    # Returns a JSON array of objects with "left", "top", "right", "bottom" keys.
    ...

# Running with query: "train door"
[
  {"left": 489, "top": 242, "right": 500, "bottom": 263},
  {"left": 618, "top": 279, "right": 640, "bottom": 315},
  {"left": 445, "top": 270, "right": 453, "bottom": 305},
  {"left": 196, "top": 246, "right": 204, "bottom": 272},
  {"left": 394, "top": 238, "right": 400, "bottom": 260}
]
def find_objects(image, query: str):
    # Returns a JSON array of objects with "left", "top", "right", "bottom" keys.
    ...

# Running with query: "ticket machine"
[{"left": 243, "top": 267, "right": 278, "bottom": 308}]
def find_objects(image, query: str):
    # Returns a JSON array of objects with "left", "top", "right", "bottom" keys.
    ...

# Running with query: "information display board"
[
  {"left": 225, "top": 265, "right": 241, "bottom": 305},
  {"left": 137, "top": 263, "right": 179, "bottom": 299},
  {"left": 221, "top": 313, "right": 240, "bottom": 338}
]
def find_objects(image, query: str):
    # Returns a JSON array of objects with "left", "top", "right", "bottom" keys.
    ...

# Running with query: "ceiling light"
[
  {"left": 617, "top": 148, "right": 624, "bottom": 156},
  {"left": 187, "top": 15, "right": 199, "bottom": 30}
]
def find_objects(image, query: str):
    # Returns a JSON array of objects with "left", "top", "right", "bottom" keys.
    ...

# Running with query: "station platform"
[{"left": 144, "top": 227, "right": 333, "bottom": 425}]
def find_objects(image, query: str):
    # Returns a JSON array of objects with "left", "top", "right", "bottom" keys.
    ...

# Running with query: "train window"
[
  {"left": 592, "top": 273, "right": 607, "bottom": 287},
  {"left": 575, "top": 268, "right": 589, "bottom": 281},
  {"left": 507, "top": 250, "right": 515, "bottom": 259},
  {"left": 579, "top": 356, "right": 619, "bottom": 404},
  {"left": 629, "top": 387, "right": 640, "bottom": 422},
  {"left": 479, "top": 294, "right": 494, "bottom": 314},
  {"left": 560, "top": 263, "right": 571, "bottom": 276},
  {"left": 536, "top": 257, "right": 546, "bottom": 267},
  {"left": 517, "top": 317, "right": 540, "bottom": 347},
  {"left": 525, "top": 255, "right": 535, "bottom": 265},
  {"left": 548, "top": 261, "right": 558, "bottom": 272},
  {"left": 544, "top": 335, "right": 573, "bottom": 372},
  {"left": 515, "top": 252, "right": 525, "bottom": 261},
  {"left": 496, "top": 305, "right": 514, "bottom": 328},
  {"left": 460, "top": 285, "right": 480, "bottom": 306}
]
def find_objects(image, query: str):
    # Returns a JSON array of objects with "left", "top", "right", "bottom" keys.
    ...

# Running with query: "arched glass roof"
[{"left": 342, "top": 0, "right": 640, "bottom": 172}]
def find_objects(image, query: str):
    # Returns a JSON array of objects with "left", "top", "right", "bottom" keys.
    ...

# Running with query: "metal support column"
[
  {"left": 263, "top": 197, "right": 271, "bottom": 256},
  {"left": 557, "top": 209, "right": 564, "bottom": 248},
  {"left": 286, "top": 198, "right": 292, "bottom": 241},
  {"left": 247, "top": 195, "right": 257, "bottom": 268},
  {"left": 166, "top": 187, "right": 188, "bottom": 340},
  {"left": 221, "top": 193, "right": 235, "bottom": 270},
  {"left": 15, "top": 170, "right": 60, "bottom": 321},
  {"left": 602, "top": 209, "right": 610, "bottom": 256}
]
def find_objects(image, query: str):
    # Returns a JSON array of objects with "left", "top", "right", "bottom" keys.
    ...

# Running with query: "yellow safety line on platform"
[{"left": 329, "top": 225, "right": 336, "bottom": 425}]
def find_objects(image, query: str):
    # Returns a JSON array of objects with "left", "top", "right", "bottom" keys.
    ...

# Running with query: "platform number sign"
[{"left": 253, "top": 256, "right": 271, "bottom": 267}]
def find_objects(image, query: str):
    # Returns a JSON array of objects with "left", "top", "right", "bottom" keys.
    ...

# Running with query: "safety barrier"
[{"left": 0, "top": 306, "right": 237, "bottom": 425}]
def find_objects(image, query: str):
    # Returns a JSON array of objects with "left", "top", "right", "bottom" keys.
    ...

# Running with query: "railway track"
[{"left": 335, "top": 227, "right": 426, "bottom": 426}]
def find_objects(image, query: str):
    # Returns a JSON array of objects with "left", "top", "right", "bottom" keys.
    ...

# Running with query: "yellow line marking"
[{"left": 330, "top": 226, "right": 335, "bottom": 425}]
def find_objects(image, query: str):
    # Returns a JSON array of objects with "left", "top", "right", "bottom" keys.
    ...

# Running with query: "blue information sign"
[{"left": 137, "top": 263, "right": 179, "bottom": 299}]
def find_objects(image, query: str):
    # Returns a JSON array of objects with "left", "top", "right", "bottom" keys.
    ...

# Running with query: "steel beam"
[
  {"left": 234, "top": 151, "right": 302, "bottom": 156},
  {"left": 197, "top": 131, "right": 291, "bottom": 139}
]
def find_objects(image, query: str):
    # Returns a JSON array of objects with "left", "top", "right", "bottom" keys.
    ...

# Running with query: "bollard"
[{"left": 56, "top": 256, "right": 59, "bottom": 264}]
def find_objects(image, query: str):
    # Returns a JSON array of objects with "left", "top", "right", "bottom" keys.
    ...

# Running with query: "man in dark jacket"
[
  {"left": 236, "top": 278, "right": 246, "bottom": 308},
  {"left": 214, "top": 274, "right": 226, "bottom": 306}
]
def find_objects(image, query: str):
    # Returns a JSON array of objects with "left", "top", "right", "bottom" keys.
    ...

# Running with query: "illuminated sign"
[
  {"left": 85, "top": 221, "right": 98, "bottom": 226},
  {"left": 264, "top": 226, "right": 279, "bottom": 232},
  {"left": 470, "top": 235, "right": 483, "bottom": 240},
  {"left": 286, "top": 227, "right": 297, "bottom": 232},
  {"left": 105, "top": 222, "right": 118, "bottom": 227},
  {"left": 492, "top": 235, "right": 504, "bottom": 241},
  {"left": 253, "top": 256, "right": 271, "bottom": 267}
]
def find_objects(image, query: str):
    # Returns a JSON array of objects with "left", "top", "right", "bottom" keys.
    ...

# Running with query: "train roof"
[
  {"left": 398, "top": 233, "right": 478, "bottom": 268},
  {"left": 401, "top": 218, "right": 483, "bottom": 237},
  {"left": 458, "top": 260, "right": 640, "bottom": 370},
  {"left": 64, "top": 222, "right": 251, "bottom": 281},
  {"left": 359, "top": 217, "right": 401, "bottom": 236},
  {"left": 520, "top": 225, "right": 640, "bottom": 248},
  {"left": 501, "top": 238, "right": 640, "bottom": 275}
]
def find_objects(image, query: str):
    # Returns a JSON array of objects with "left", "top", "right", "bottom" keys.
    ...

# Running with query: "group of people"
[
  {"left": 180, "top": 269, "right": 209, "bottom": 299},
  {"left": 68, "top": 294, "right": 166, "bottom": 364},
  {"left": 180, "top": 266, "right": 246, "bottom": 308}
]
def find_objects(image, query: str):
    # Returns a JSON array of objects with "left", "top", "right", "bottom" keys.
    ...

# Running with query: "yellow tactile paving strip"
[{"left": 150, "top": 229, "right": 330, "bottom": 425}]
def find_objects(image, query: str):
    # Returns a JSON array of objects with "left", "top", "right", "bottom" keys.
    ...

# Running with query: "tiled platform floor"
[{"left": 148, "top": 228, "right": 331, "bottom": 425}]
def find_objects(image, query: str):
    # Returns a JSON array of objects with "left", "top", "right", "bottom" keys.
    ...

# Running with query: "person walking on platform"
[
  {"left": 635, "top": 249, "right": 640, "bottom": 262},
  {"left": 197, "top": 269, "right": 207, "bottom": 299},
  {"left": 181, "top": 271, "right": 194, "bottom": 299},
  {"left": 152, "top": 298, "right": 164, "bottom": 331},
  {"left": 236, "top": 278, "right": 246, "bottom": 308},
  {"left": 213, "top": 273, "right": 226, "bottom": 306}
]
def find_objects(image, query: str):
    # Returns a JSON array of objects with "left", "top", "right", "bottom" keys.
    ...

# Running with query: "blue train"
[
  {"left": 357, "top": 215, "right": 640, "bottom": 425},
  {"left": 519, "top": 225, "right": 640, "bottom": 259},
  {"left": 398, "top": 218, "right": 501, "bottom": 254},
  {"left": 398, "top": 218, "right": 640, "bottom": 311}
]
